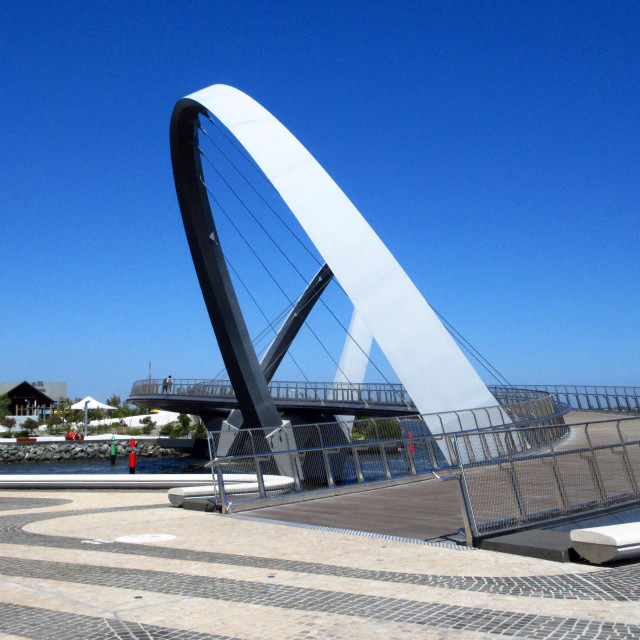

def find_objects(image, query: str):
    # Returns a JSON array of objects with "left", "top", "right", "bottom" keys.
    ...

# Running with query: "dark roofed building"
[{"left": 2, "top": 381, "right": 57, "bottom": 418}]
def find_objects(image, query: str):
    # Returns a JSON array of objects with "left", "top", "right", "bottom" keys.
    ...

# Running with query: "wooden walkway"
[{"left": 246, "top": 477, "right": 464, "bottom": 542}]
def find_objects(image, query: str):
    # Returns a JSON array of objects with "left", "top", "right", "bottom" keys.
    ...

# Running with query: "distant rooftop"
[{"left": 0, "top": 381, "right": 68, "bottom": 402}]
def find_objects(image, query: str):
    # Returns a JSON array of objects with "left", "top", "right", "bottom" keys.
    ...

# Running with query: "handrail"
[
  {"left": 130, "top": 377, "right": 413, "bottom": 406},
  {"left": 129, "top": 379, "right": 640, "bottom": 418},
  {"left": 129, "top": 378, "right": 562, "bottom": 413},
  {"left": 516, "top": 385, "right": 640, "bottom": 412}
]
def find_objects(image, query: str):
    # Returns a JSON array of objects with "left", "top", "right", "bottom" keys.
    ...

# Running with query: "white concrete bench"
[
  {"left": 570, "top": 522, "right": 640, "bottom": 564},
  {"left": 168, "top": 474, "right": 295, "bottom": 507}
]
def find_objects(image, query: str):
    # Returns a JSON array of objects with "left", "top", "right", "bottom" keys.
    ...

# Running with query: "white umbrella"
[
  {"left": 70, "top": 397, "right": 117, "bottom": 411},
  {"left": 70, "top": 397, "right": 116, "bottom": 436}
]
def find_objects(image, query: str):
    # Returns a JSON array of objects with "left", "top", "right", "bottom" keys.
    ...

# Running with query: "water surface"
[{"left": 1, "top": 456, "right": 210, "bottom": 475}]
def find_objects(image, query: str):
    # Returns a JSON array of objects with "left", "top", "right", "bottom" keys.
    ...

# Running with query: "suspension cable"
[
  {"left": 198, "top": 116, "right": 508, "bottom": 390},
  {"left": 224, "top": 256, "right": 311, "bottom": 383},
  {"left": 199, "top": 119, "right": 323, "bottom": 267},
  {"left": 198, "top": 139, "right": 394, "bottom": 386},
  {"left": 431, "top": 305, "right": 512, "bottom": 386},
  {"left": 198, "top": 174, "right": 360, "bottom": 390}
]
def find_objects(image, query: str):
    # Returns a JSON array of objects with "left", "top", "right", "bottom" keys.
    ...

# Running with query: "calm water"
[{"left": 1, "top": 456, "right": 210, "bottom": 475}]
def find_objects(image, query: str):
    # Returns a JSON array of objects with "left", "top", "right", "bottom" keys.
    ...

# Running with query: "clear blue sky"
[{"left": 1, "top": 1, "right": 638, "bottom": 403}]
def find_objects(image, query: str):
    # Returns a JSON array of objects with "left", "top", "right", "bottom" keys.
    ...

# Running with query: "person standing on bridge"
[
  {"left": 162, "top": 377, "right": 169, "bottom": 393},
  {"left": 167, "top": 376, "right": 173, "bottom": 394}
]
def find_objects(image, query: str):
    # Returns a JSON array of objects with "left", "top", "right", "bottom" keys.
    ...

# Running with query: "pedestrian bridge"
[
  {"left": 129, "top": 378, "right": 415, "bottom": 417},
  {"left": 128, "top": 379, "right": 563, "bottom": 425}
]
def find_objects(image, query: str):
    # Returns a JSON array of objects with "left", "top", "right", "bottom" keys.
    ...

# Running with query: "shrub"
[
  {"left": 21, "top": 418, "right": 40, "bottom": 435},
  {"left": 159, "top": 424, "right": 174, "bottom": 436},
  {"left": 351, "top": 418, "right": 402, "bottom": 441},
  {"left": 194, "top": 418, "right": 207, "bottom": 439},
  {"left": 45, "top": 414, "right": 66, "bottom": 435},
  {"left": 175, "top": 414, "right": 192, "bottom": 438},
  {"left": 1, "top": 417, "right": 16, "bottom": 431}
]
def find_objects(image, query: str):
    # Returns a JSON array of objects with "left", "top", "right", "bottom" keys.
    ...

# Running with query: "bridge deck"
[
  {"left": 214, "top": 411, "right": 621, "bottom": 545},
  {"left": 229, "top": 477, "right": 464, "bottom": 543},
  {"left": 127, "top": 393, "right": 418, "bottom": 418}
]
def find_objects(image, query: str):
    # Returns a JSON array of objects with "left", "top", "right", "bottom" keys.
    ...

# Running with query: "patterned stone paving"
[
  {"left": 0, "top": 603, "right": 242, "bottom": 640},
  {"left": 1, "top": 556, "right": 640, "bottom": 639},
  {"left": 0, "top": 493, "right": 639, "bottom": 639},
  {"left": 0, "top": 496, "right": 71, "bottom": 511},
  {"left": 1, "top": 504, "right": 638, "bottom": 602}
]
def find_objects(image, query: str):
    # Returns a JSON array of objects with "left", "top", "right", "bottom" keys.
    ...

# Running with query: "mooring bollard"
[
  {"left": 129, "top": 438, "right": 136, "bottom": 474},
  {"left": 110, "top": 434, "right": 117, "bottom": 465}
]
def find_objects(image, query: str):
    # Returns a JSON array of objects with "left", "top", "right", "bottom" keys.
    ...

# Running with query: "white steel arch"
[
  {"left": 333, "top": 307, "right": 374, "bottom": 438},
  {"left": 186, "top": 84, "right": 498, "bottom": 419}
]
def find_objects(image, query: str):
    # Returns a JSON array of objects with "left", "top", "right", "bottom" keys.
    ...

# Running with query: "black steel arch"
[{"left": 170, "top": 98, "right": 284, "bottom": 430}]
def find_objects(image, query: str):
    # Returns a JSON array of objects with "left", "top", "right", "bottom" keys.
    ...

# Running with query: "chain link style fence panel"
[{"left": 456, "top": 416, "right": 640, "bottom": 540}]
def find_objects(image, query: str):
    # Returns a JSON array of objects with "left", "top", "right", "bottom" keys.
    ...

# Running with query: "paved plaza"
[{"left": 0, "top": 489, "right": 639, "bottom": 639}]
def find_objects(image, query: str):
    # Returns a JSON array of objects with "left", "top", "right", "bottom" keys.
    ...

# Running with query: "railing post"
[
  {"left": 550, "top": 461, "right": 569, "bottom": 514},
  {"left": 457, "top": 475, "right": 475, "bottom": 547},
  {"left": 322, "top": 449, "right": 335, "bottom": 487},
  {"left": 451, "top": 437, "right": 476, "bottom": 546},
  {"left": 213, "top": 460, "right": 228, "bottom": 512},
  {"left": 425, "top": 437, "right": 438, "bottom": 469},
  {"left": 403, "top": 439, "right": 417, "bottom": 475},
  {"left": 475, "top": 433, "right": 488, "bottom": 462},
  {"left": 504, "top": 463, "right": 525, "bottom": 523},
  {"left": 248, "top": 429, "right": 258, "bottom": 456},
  {"left": 315, "top": 423, "right": 325, "bottom": 447},
  {"left": 351, "top": 446, "right": 365, "bottom": 483},
  {"left": 580, "top": 451, "right": 606, "bottom": 507},
  {"left": 378, "top": 444, "right": 392, "bottom": 479},
  {"left": 288, "top": 453, "right": 303, "bottom": 493},
  {"left": 615, "top": 422, "right": 638, "bottom": 496},
  {"left": 444, "top": 435, "right": 459, "bottom": 466},
  {"left": 254, "top": 457, "right": 267, "bottom": 498}
]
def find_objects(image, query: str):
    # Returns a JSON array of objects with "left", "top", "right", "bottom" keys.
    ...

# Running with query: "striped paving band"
[
  {"left": 1, "top": 556, "right": 637, "bottom": 640},
  {"left": 0, "top": 503, "right": 639, "bottom": 602},
  {"left": 0, "top": 602, "right": 241, "bottom": 640}
]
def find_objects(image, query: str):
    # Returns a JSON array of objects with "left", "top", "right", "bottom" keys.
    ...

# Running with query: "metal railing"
[
  {"left": 454, "top": 416, "right": 640, "bottom": 543},
  {"left": 518, "top": 385, "right": 640, "bottom": 413},
  {"left": 130, "top": 378, "right": 412, "bottom": 408},
  {"left": 209, "top": 433, "right": 443, "bottom": 510},
  {"left": 130, "top": 379, "right": 640, "bottom": 418},
  {"left": 205, "top": 394, "right": 569, "bottom": 512},
  {"left": 208, "top": 413, "right": 640, "bottom": 544},
  {"left": 209, "top": 392, "right": 567, "bottom": 458},
  {"left": 200, "top": 390, "right": 640, "bottom": 547},
  {"left": 130, "top": 378, "right": 562, "bottom": 424}
]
